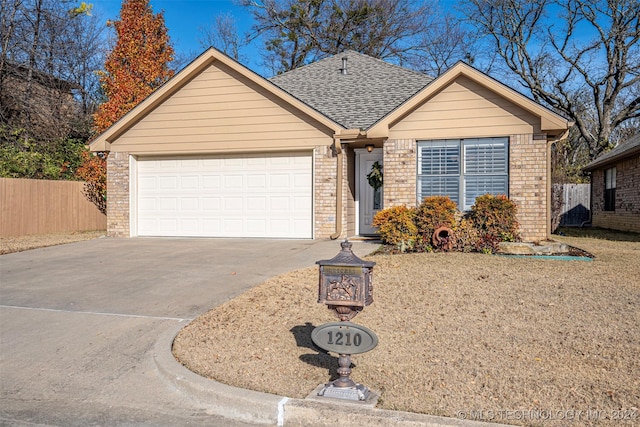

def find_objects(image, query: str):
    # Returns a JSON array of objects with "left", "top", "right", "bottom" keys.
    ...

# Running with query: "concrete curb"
[
  {"left": 154, "top": 323, "right": 509, "bottom": 427},
  {"left": 153, "top": 322, "right": 283, "bottom": 425}
]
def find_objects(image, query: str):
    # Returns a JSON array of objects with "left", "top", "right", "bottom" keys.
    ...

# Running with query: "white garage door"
[{"left": 136, "top": 153, "right": 312, "bottom": 238}]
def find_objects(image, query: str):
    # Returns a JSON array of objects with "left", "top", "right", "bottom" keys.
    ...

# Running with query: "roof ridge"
[
  {"left": 270, "top": 50, "right": 431, "bottom": 81},
  {"left": 337, "top": 49, "right": 431, "bottom": 79}
]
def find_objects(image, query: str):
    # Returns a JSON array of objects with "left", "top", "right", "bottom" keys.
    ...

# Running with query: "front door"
[{"left": 357, "top": 149, "right": 383, "bottom": 235}]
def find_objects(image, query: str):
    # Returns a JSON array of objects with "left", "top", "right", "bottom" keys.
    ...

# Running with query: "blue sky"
[{"left": 90, "top": 0, "right": 263, "bottom": 72}]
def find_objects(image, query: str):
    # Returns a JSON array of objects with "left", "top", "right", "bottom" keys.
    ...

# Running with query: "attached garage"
[{"left": 134, "top": 152, "right": 313, "bottom": 238}]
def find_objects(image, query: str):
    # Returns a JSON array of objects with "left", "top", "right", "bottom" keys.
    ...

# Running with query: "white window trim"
[{"left": 417, "top": 137, "right": 509, "bottom": 210}]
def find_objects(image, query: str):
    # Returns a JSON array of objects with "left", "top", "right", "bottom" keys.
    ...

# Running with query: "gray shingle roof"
[
  {"left": 269, "top": 50, "right": 432, "bottom": 129},
  {"left": 583, "top": 133, "right": 640, "bottom": 171}
]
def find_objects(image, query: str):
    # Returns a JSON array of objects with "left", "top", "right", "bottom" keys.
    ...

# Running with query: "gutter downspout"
[
  {"left": 547, "top": 139, "right": 553, "bottom": 239},
  {"left": 548, "top": 129, "right": 571, "bottom": 238},
  {"left": 330, "top": 140, "right": 343, "bottom": 240}
]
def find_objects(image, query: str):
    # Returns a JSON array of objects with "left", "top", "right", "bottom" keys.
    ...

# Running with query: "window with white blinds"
[{"left": 418, "top": 137, "right": 509, "bottom": 210}]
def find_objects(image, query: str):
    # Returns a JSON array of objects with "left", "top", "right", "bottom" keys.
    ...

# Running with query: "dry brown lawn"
[
  {"left": 0, "top": 230, "right": 105, "bottom": 254},
  {"left": 173, "top": 229, "right": 640, "bottom": 427}
]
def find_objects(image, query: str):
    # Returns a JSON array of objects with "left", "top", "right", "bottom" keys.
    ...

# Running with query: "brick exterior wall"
[
  {"left": 590, "top": 155, "right": 640, "bottom": 233},
  {"left": 509, "top": 134, "right": 548, "bottom": 242},
  {"left": 383, "top": 139, "right": 417, "bottom": 207},
  {"left": 106, "top": 152, "right": 130, "bottom": 237},
  {"left": 382, "top": 135, "right": 549, "bottom": 243},
  {"left": 314, "top": 145, "right": 347, "bottom": 239}
]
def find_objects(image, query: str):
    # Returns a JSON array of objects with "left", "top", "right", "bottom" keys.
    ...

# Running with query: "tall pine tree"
[{"left": 93, "top": 0, "right": 175, "bottom": 133}]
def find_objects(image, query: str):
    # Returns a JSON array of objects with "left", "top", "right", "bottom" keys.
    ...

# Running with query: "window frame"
[
  {"left": 417, "top": 137, "right": 509, "bottom": 210},
  {"left": 604, "top": 167, "right": 616, "bottom": 212}
]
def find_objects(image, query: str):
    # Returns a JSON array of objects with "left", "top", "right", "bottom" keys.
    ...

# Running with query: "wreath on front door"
[{"left": 367, "top": 161, "right": 383, "bottom": 190}]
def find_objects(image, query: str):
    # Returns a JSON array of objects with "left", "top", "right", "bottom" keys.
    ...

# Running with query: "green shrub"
[
  {"left": 469, "top": 194, "right": 520, "bottom": 243},
  {"left": 415, "top": 196, "right": 458, "bottom": 251},
  {"left": 0, "top": 126, "right": 86, "bottom": 180},
  {"left": 372, "top": 205, "right": 418, "bottom": 252}
]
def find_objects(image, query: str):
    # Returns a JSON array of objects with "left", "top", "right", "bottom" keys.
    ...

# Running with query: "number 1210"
[{"left": 327, "top": 331, "right": 362, "bottom": 346}]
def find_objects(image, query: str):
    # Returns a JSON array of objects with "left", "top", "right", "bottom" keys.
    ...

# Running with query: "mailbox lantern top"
[{"left": 316, "top": 240, "right": 375, "bottom": 268}]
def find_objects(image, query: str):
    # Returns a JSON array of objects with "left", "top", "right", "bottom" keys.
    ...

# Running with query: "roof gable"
[
  {"left": 269, "top": 50, "right": 432, "bottom": 129},
  {"left": 90, "top": 48, "right": 343, "bottom": 151},
  {"left": 367, "top": 61, "right": 571, "bottom": 140}
]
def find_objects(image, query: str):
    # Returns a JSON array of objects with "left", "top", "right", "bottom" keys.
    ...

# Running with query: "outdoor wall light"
[{"left": 365, "top": 144, "right": 374, "bottom": 152}]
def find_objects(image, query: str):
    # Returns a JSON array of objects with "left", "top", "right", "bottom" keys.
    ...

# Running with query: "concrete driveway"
[{"left": 0, "top": 237, "right": 376, "bottom": 426}]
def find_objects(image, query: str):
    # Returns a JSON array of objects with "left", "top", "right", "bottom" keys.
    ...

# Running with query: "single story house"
[
  {"left": 90, "top": 48, "right": 571, "bottom": 242},
  {"left": 583, "top": 134, "right": 640, "bottom": 233}
]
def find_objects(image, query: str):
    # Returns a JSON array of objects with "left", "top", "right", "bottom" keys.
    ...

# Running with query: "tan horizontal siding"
[
  {"left": 390, "top": 76, "right": 539, "bottom": 140},
  {"left": 133, "top": 108, "right": 292, "bottom": 125},
  {"left": 123, "top": 122, "right": 320, "bottom": 138},
  {"left": 119, "top": 140, "right": 323, "bottom": 155},
  {"left": 112, "top": 63, "right": 332, "bottom": 153},
  {"left": 118, "top": 129, "right": 325, "bottom": 144}
]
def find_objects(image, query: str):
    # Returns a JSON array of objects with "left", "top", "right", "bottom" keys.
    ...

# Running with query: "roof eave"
[{"left": 583, "top": 145, "right": 640, "bottom": 171}]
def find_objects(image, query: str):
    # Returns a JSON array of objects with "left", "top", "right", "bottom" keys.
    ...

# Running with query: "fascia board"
[{"left": 583, "top": 145, "right": 640, "bottom": 171}]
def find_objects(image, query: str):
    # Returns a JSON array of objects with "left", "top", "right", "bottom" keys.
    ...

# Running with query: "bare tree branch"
[{"left": 461, "top": 0, "right": 640, "bottom": 159}]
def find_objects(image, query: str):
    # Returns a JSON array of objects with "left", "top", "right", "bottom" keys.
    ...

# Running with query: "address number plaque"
[{"left": 311, "top": 322, "right": 378, "bottom": 355}]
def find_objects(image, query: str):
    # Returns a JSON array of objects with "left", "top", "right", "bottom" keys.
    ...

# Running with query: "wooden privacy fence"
[
  {"left": 555, "top": 183, "right": 591, "bottom": 227},
  {"left": 0, "top": 178, "right": 106, "bottom": 237}
]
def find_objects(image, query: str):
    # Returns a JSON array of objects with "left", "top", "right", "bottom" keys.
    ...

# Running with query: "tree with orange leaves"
[
  {"left": 93, "top": 0, "right": 175, "bottom": 133},
  {"left": 76, "top": 150, "right": 108, "bottom": 214},
  {"left": 80, "top": 0, "right": 175, "bottom": 213}
]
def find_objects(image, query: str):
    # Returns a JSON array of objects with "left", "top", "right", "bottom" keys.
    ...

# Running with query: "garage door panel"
[
  {"left": 224, "top": 197, "right": 243, "bottom": 211},
  {"left": 269, "top": 197, "right": 290, "bottom": 211},
  {"left": 247, "top": 219, "right": 266, "bottom": 233},
  {"left": 181, "top": 198, "right": 199, "bottom": 210},
  {"left": 247, "top": 157, "right": 267, "bottom": 166},
  {"left": 180, "top": 176, "right": 198, "bottom": 189},
  {"left": 270, "top": 174, "right": 291, "bottom": 188},
  {"left": 159, "top": 176, "right": 177, "bottom": 189},
  {"left": 158, "top": 219, "right": 178, "bottom": 233},
  {"left": 294, "top": 196, "right": 312, "bottom": 210},
  {"left": 159, "top": 198, "right": 177, "bottom": 211},
  {"left": 202, "top": 197, "right": 220, "bottom": 211},
  {"left": 247, "top": 197, "right": 267, "bottom": 211},
  {"left": 247, "top": 174, "right": 267, "bottom": 188},
  {"left": 202, "top": 219, "right": 221, "bottom": 233},
  {"left": 202, "top": 175, "right": 220, "bottom": 188},
  {"left": 137, "top": 153, "right": 312, "bottom": 238},
  {"left": 294, "top": 173, "right": 312, "bottom": 188},
  {"left": 224, "top": 158, "right": 243, "bottom": 168},
  {"left": 224, "top": 175, "right": 243, "bottom": 188}
]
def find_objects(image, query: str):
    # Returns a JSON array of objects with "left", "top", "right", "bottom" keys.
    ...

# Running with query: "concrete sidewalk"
[{"left": 1, "top": 237, "right": 505, "bottom": 426}]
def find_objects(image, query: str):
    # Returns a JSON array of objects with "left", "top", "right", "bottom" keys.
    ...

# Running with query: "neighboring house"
[
  {"left": 583, "top": 134, "right": 640, "bottom": 233},
  {"left": 90, "top": 48, "right": 571, "bottom": 242},
  {"left": 0, "top": 61, "right": 78, "bottom": 136}
]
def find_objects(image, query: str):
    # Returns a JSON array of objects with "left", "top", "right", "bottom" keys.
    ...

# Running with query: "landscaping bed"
[{"left": 173, "top": 230, "right": 640, "bottom": 427}]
